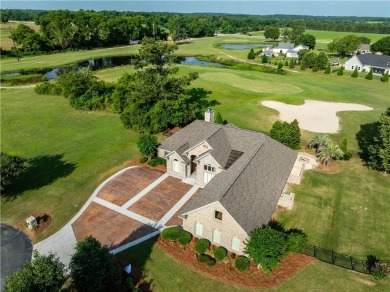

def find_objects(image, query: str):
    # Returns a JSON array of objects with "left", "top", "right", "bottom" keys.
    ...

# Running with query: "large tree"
[
  {"left": 371, "top": 36, "right": 390, "bottom": 56},
  {"left": 364, "top": 108, "right": 390, "bottom": 172},
  {"left": 10, "top": 24, "right": 47, "bottom": 51},
  {"left": 5, "top": 251, "right": 66, "bottom": 292},
  {"left": 115, "top": 38, "right": 201, "bottom": 133},
  {"left": 270, "top": 119, "right": 301, "bottom": 149},
  {"left": 294, "top": 33, "right": 316, "bottom": 49},
  {"left": 69, "top": 236, "right": 120, "bottom": 292},
  {"left": 137, "top": 134, "right": 158, "bottom": 158},
  {"left": 0, "top": 152, "right": 29, "bottom": 191},
  {"left": 264, "top": 27, "right": 280, "bottom": 41},
  {"left": 290, "top": 20, "right": 306, "bottom": 42},
  {"left": 327, "top": 35, "right": 361, "bottom": 56}
]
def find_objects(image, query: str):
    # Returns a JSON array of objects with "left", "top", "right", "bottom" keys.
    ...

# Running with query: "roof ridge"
[{"left": 220, "top": 142, "right": 265, "bottom": 201}]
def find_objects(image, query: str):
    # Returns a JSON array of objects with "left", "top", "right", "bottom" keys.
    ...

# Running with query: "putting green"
[{"left": 200, "top": 72, "right": 303, "bottom": 94}]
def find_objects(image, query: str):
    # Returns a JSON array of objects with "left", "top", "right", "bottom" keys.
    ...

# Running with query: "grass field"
[
  {"left": 115, "top": 239, "right": 390, "bottom": 291},
  {"left": 0, "top": 88, "right": 140, "bottom": 242},
  {"left": 0, "top": 21, "right": 40, "bottom": 50}
]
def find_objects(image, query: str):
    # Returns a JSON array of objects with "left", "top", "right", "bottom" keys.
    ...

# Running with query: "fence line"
[{"left": 300, "top": 243, "right": 390, "bottom": 274}]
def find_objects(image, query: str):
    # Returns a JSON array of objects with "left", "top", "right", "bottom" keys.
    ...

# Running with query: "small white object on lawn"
[{"left": 261, "top": 100, "right": 373, "bottom": 133}]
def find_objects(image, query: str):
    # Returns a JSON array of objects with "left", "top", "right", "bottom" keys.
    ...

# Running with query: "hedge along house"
[
  {"left": 345, "top": 54, "right": 390, "bottom": 75},
  {"left": 158, "top": 109, "right": 296, "bottom": 254}
]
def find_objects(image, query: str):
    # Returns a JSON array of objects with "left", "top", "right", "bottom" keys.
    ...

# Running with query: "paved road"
[{"left": 0, "top": 224, "right": 32, "bottom": 290}]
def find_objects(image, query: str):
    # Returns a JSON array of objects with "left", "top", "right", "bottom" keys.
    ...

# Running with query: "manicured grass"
[
  {"left": 276, "top": 159, "right": 390, "bottom": 259},
  {"left": 0, "top": 88, "right": 140, "bottom": 242},
  {"left": 115, "top": 239, "right": 390, "bottom": 291},
  {"left": 0, "top": 21, "right": 40, "bottom": 50},
  {"left": 305, "top": 29, "right": 386, "bottom": 44}
]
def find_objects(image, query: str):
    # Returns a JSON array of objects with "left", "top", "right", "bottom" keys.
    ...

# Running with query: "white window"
[
  {"left": 204, "top": 164, "right": 216, "bottom": 172},
  {"left": 203, "top": 172, "right": 214, "bottom": 184},
  {"left": 172, "top": 159, "right": 180, "bottom": 172},
  {"left": 213, "top": 230, "right": 222, "bottom": 244},
  {"left": 352, "top": 66, "right": 354, "bottom": 69},
  {"left": 195, "top": 222, "right": 203, "bottom": 237},
  {"left": 358, "top": 67, "right": 361, "bottom": 70},
  {"left": 231, "top": 237, "right": 240, "bottom": 251}
]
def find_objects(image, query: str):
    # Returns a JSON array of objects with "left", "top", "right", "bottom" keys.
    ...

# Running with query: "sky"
[{"left": 1, "top": 1, "right": 390, "bottom": 17}]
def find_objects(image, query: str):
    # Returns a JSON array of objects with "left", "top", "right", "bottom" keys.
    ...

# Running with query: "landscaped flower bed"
[{"left": 157, "top": 236, "right": 316, "bottom": 289}]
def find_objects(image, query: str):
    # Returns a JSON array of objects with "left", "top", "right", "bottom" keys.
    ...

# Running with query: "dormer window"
[
  {"left": 214, "top": 211, "right": 223, "bottom": 220},
  {"left": 204, "top": 164, "right": 216, "bottom": 172}
]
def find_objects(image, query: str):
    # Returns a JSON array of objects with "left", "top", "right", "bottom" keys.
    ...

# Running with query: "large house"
[
  {"left": 263, "top": 43, "right": 308, "bottom": 58},
  {"left": 158, "top": 110, "right": 296, "bottom": 254},
  {"left": 345, "top": 54, "right": 390, "bottom": 75},
  {"left": 286, "top": 45, "right": 309, "bottom": 58}
]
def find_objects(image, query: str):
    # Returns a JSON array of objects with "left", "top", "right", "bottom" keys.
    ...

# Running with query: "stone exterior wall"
[
  {"left": 196, "top": 154, "right": 223, "bottom": 187},
  {"left": 182, "top": 201, "right": 248, "bottom": 254},
  {"left": 165, "top": 151, "right": 187, "bottom": 178}
]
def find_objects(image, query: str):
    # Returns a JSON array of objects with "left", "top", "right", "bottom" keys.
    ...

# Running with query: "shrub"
[
  {"left": 234, "top": 256, "right": 250, "bottom": 272},
  {"left": 343, "top": 152, "right": 353, "bottom": 160},
  {"left": 154, "top": 157, "right": 166, "bottom": 166},
  {"left": 261, "top": 54, "right": 268, "bottom": 64},
  {"left": 139, "top": 157, "right": 148, "bottom": 163},
  {"left": 277, "top": 62, "right": 283, "bottom": 69},
  {"left": 284, "top": 60, "right": 288, "bottom": 66},
  {"left": 197, "top": 254, "right": 216, "bottom": 266},
  {"left": 286, "top": 232, "right": 308, "bottom": 253},
  {"left": 270, "top": 119, "right": 301, "bottom": 149},
  {"left": 147, "top": 159, "right": 158, "bottom": 167},
  {"left": 274, "top": 61, "right": 278, "bottom": 65},
  {"left": 371, "top": 262, "right": 390, "bottom": 280},
  {"left": 244, "top": 227, "right": 287, "bottom": 272},
  {"left": 213, "top": 247, "right": 227, "bottom": 261},
  {"left": 312, "top": 63, "right": 318, "bottom": 72},
  {"left": 194, "top": 239, "right": 210, "bottom": 254},
  {"left": 381, "top": 70, "right": 389, "bottom": 82},
  {"left": 247, "top": 48, "right": 255, "bottom": 60},
  {"left": 34, "top": 81, "right": 62, "bottom": 95},
  {"left": 137, "top": 134, "right": 158, "bottom": 158},
  {"left": 365, "top": 68, "right": 373, "bottom": 80},
  {"left": 300, "top": 61, "right": 306, "bottom": 70},
  {"left": 289, "top": 59, "right": 294, "bottom": 69},
  {"left": 177, "top": 230, "right": 192, "bottom": 245},
  {"left": 324, "top": 64, "right": 331, "bottom": 74},
  {"left": 337, "top": 66, "right": 344, "bottom": 75},
  {"left": 351, "top": 67, "right": 358, "bottom": 78},
  {"left": 161, "top": 227, "right": 181, "bottom": 240}
]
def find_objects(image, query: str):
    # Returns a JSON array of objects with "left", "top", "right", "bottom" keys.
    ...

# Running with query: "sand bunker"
[{"left": 262, "top": 100, "right": 373, "bottom": 133}]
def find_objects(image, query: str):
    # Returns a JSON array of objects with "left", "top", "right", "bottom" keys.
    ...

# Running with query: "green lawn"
[
  {"left": 115, "top": 239, "right": 389, "bottom": 291},
  {"left": 0, "top": 88, "right": 140, "bottom": 242}
]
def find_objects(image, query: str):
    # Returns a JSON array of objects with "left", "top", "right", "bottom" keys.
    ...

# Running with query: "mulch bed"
[
  {"left": 157, "top": 237, "right": 316, "bottom": 289},
  {"left": 127, "top": 158, "right": 167, "bottom": 173},
  {"left": 16, "top": 211, "right": 52, "bottom": 239}
]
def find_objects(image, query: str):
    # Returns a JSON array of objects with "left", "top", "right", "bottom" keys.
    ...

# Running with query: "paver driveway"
[{"left": 35, "top": 166, "right": 200, "bottom": 266}]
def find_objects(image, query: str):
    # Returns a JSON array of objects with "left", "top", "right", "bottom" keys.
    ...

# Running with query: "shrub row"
[
  {"left": 161, "top": 227, "right": 192, "bottom": 245},
  {"left": 197, "top": 254, "right": 216, "bottom": 266}
]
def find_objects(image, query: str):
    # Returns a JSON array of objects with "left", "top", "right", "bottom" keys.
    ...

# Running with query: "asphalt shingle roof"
[
  {"left": 356, "top": 54, "right": 390, "bottom": 68},
  {"left": 160, "top": 120, "right": 297, "bottom": 233}
]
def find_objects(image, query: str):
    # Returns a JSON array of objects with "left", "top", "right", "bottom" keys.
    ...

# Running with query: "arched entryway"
[{"left": 190, "top": 155, "right": 197, "bottom": 174}]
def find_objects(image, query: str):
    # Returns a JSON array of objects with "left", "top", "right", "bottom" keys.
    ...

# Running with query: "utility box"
[{"left": 26, "top": 216, "right": 38, "bottom": 229}]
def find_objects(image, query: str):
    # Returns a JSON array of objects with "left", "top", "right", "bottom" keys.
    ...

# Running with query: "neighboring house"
[
  {"left": 158, "top": 109, "right": 297, "bottom": 254},
  {"left": 273, "top": 43, "right": 295, "bottom": 55},
  {"left": 345, "top": 54, "right": 390, "bottom": 75},
  {"left": 358, "top": 44, "right": 371, "bottom": 54},
  {"left": 286, "top": 44, "right": 309, "bottom": 58}
]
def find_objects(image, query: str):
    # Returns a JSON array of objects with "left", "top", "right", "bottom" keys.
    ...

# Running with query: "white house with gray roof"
[
  {"left": 345, "top": 54, "right": 390, "bottom": 75},
  {"left": 158, "top": 110, "right": 297, "bottom": 254}
]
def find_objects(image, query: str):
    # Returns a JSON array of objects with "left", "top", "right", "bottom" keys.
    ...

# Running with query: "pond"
[
  {"left": 221, "top": 43, "right": 270, "bottom": 50},
  {"left": 3, "top": 56, "right": 223, "bottom": 80}
]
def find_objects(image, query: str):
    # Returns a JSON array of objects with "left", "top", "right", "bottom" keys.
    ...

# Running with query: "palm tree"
[
  {"left": 317, "top": 143, "right": 344, "bottom": 166},
  {"left": 307, "top": 135, "right": 331, "bottom": 155}
]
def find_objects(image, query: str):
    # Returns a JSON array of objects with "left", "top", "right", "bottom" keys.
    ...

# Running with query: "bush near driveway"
[
  {"left": 178, "top": 230, "right": 192, "bottom": 245},
  {"left": 161, "top": 227, "right": 181, "bottom": 240}
]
